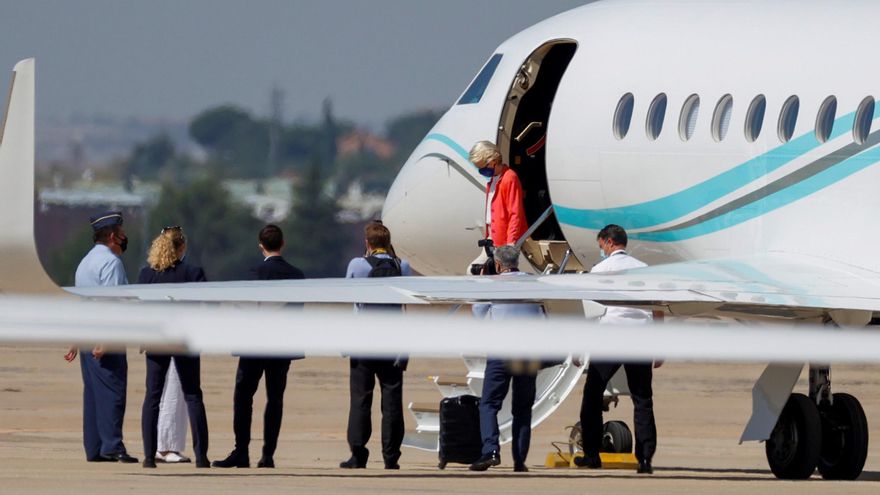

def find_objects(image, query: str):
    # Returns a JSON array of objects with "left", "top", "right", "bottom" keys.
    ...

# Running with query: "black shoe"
[
  {"left": 142, "top": 458, "right": 157, "bottom": 469},
  {"left": 101, "top": 452, "right": 138, "bottom": 463},
  {"left": 384, "top": 462, "right": 400, "bottom": 470},
  {"left": 573, "top": 454, "right": 601, "bottom": 469},
  {"left": 211, "top": 451, "right": 249, "bottom": 468},
  {"left": 469, "top": 452, "right": 501, "bottom": 471},
  {"left": 339, "top": 455, "right": 367, "bottom": 469},
  {"left": 637, "top": 459, "right": 653, "bottom": 474},
  {"left": 257, "top": 457, "right": 275, "bottom": 468},
  {"left": 196, "top": 458, "right": 211, "bottom": 468},
  {"left": 87, "top": 456, "right": 117, "bottom": 463},
  {"left": 514, "top": 463, "right": 528, "bottom": 472}
]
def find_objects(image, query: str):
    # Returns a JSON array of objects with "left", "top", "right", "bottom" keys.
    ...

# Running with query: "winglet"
[{"left": 0, "top": 59, "right": 63, "bottom": 294}]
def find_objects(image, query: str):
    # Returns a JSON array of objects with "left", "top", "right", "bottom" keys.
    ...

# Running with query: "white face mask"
[{"left": 599, "top": 248, "right": 607, "bottom": 259}]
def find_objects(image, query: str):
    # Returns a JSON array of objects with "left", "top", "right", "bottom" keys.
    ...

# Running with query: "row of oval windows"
[{"left": 613, "top": 93, "right": 876, "bottom": 145}]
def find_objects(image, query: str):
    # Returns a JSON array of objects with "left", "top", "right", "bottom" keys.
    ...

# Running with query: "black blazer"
[
  {"left": 250, "top": 256, "right": 305, "bottom": 281},
  {"left": 138, "top": 260, "right": 207, "bottom": 284}
]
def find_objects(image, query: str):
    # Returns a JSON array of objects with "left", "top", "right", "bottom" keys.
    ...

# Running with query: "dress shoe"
[
  {"left": 637, "top": 459, "right": 653, "bottom": 474},
  {"left": 212, "top": 451, "right": 249, "bottom": 468},
  {"left": 469, "top": 452, "right": 501, "bottom": 471},
  {"left": 573, "top": 454, "right": 601, "bottom": 469},
  {"left": 339, "top": 456, "right": 367, "bottom": 469},
  {"left": 257, "top": 457, "right": 275, "bottom": 468},
  {"left": 514, "top": 463, "right": 529, "bottom": 472},
  {"left": 384, "top": 462, "right": 400, "bottom": 470},
  {"left": 157, "top": 451, "right": 191, "bottom": 463},
  {"left": 87, "top": 456, "right": 117, "bottom": 462},
  {"left": 142, "top": 458, "right": 157, "bottom": 469},
  {"left": 196, "top": 458, "right": 211, "bottom": 468},
  {"left": 101, "top": 452, "right": 139, "bottom": 463}
]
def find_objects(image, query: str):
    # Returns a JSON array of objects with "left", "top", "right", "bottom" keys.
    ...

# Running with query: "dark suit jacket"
[
  {"left": 250, "top": 255, "right": 306, "bottom": 360},
  {"left": 250, "top": 256, "right": 305, "bottom": 281},
  {"left": 138, "top": 259, "right": 207, "bottom": 284}
]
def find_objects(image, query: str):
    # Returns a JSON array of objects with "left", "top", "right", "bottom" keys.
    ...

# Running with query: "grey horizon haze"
[{"left": 1, "top": 0, "right": 587, "bottom": 129}]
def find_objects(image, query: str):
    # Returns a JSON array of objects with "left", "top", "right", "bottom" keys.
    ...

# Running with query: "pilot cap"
[{"left": 89, "top": 211, "right": 124, "bottom": 231}]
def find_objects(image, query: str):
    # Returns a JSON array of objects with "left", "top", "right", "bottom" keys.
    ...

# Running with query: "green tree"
[
  {"left": 283, "top": 157, "right": 347, "bottom": 277},
  {"left": 386, "top": 109, "right": 443, "bottom": 163},
  {"left": 189, "top": 105, "right": 270, "bottom": 178}
]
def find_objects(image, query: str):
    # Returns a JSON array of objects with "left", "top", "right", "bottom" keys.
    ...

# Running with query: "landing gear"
[
  {"left": 568, "top": 420, "right": 633, "bottom": 456},
  {"left": 818, "top": 393, "right": 869, "bottom": 480},
  {"left": 765, "top": 393, "right": 822, "bottom": 479},
  {"left": 765, "top": 365, "right": 869, "bottom": 480}
]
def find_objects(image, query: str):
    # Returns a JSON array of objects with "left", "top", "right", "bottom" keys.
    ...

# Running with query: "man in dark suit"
[{"left": 213, "top": 225, "right": 305, "bottom": 469}]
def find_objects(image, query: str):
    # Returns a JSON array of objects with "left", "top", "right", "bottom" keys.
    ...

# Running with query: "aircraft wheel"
[
  {"left": 765, "top": 393, "right": 821, "bottom": 479},
  {"left": 602, "top": 420, "right": 633, "bottom": 453},
  {"left": 818, "top": 393, "right": 868, "bottom": 480}
]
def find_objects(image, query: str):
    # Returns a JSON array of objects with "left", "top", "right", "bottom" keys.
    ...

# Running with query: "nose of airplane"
[{"left": 382, "top": 154, "right": 486, "bottom": 275}]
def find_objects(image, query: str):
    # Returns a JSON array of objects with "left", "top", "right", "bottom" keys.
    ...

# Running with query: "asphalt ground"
[{"left": 1, "top": 346, "right": 879, "bottom": 494}]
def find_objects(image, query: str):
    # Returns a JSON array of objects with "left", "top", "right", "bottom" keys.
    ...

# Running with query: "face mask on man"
[
  {"left": 118, "top": 235, "right": 128, "bottom": 253},
  {"left": 598, "top": 248, "right": 607, "bottom": 259}
]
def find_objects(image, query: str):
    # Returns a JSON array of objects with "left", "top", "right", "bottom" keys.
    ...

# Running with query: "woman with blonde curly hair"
[{"left": 137, "top": 226, "right": 211, "bottom": 469}]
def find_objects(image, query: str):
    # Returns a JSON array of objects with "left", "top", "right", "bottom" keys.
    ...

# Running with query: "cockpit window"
[{"left": 457, "top": 53, "right": 503, "bottom": 105}]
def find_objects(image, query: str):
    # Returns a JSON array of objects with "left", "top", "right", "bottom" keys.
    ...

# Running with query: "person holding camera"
[
  {"left": 339, "top": 221, "right": 411, "bottom": 470},
  {"left": 467, "top": 141, "right": 528, "bottom": 274},
  {"left": 469, "top": 245, "right": 545, "bottom": 473}
]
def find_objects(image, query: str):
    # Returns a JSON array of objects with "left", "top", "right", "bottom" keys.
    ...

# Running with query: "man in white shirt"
[
  {"left": 575, "top": 224, "right": 660, "bottom": 474},
  {"left": 64, "top": 211, "right": 137, "bottom": 463}
]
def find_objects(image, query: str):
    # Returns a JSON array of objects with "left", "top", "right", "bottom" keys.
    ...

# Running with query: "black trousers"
[
  {"left": 580, "top": 362, "right": 657, "bottom": 462},
  {"left": 232, "top": 357, "right": 291, "bottom": 458},
  {"left": 346, "top": 358, "right": 404, "bottom": 465},
  {"left": 142, "top": 354, "right": 209, "bottom": 462}
]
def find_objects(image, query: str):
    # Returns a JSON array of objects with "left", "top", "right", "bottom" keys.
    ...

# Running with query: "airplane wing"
[
  {"left": 68, "top": 253, "right": 880, "bottom": 322},
  {"left": 3, "top": 296, "right": 880, "bottom": 363}
]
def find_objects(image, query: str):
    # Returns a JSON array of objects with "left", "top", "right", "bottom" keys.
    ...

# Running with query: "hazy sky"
[{"left": 1, "top": 0, "right": 587, "bottom": 127}]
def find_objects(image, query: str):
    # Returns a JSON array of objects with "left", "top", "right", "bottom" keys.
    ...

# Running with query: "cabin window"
[
  {"left": 678, "top": 94, "right": 700, "bottom": 141},
  {"left": 853, "top": 96, "right": 875, "bottom": 145},
  {"left": 457, "top": 53, "right": 503, "bottom": 105},
  {"left": 778, "top": 95, "right": 800, "bottom": 143},
  {"left": 646, "top": 93, "right": 667, "bottom": 141},
  {"left": 712, "top": 94, "right": 733, "bottom": 142},
  {"left": 815, "top": 96, "right": 837, "bottom": 143},
  {"left": 613, "top": 93, "right": 634, "bottom": 140},
  {"left": 744, "top": 95, "right": 766, "bottom": 143}
]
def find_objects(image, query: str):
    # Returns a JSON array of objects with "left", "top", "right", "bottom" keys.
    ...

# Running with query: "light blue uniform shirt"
[
  {"left": 346, "top": 253, "right": 411, "bottom": 312},
  {"left": 473, "top": 271, "right": 546, "bottom": 320},
  {"left": 74, "top": 244, "right": 128, "bottom": 287}
]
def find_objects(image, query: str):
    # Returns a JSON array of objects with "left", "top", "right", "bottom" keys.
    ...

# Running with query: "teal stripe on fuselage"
[
  {"left": 630, "top": 141, "right": 880, "bottom": 242},
  {"left": 555, "top": 110, "right": 860, "bottom": 231},
  {"left": 425, "top": 133, "right": 473, "bottom": 165}
]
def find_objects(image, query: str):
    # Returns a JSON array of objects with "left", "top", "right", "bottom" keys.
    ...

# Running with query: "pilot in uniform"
[
  {"left": 69, "top": 211, "right": 138, "bottom": 463},
  {"left": 575, "top": 224, "right": 660, "bottom": 474}
]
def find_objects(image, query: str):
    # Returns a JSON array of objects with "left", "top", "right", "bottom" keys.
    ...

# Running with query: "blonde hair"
[
  {"left": 147, "top": 228, "right": 186, "bottom": 271},
  {"left": 468, "top": 140, "right": 501, "bottom": 167}
]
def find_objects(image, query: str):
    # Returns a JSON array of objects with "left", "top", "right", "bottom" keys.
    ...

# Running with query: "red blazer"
[{"left": 486, "top": 167, "right": 528, "bottom": 246}]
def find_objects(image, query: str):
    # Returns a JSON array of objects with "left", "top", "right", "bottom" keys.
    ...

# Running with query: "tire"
[
  {"left": 818, "top": 393, "right": 868, "bottom": 480},
  {"left": 602, "top": 420, "right": 633, "bottom": 453},
  {"left": 765, "top": 393, "right": 822, "bottom": 479}
]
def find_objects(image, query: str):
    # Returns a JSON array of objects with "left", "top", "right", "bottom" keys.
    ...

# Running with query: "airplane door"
[{"left": 497, "top": 41, "right": 579, "bottom": 271}]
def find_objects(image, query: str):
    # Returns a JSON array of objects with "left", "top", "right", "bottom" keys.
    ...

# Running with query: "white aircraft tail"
[{"left": 0, "top": 59, "right": 63, "bottom": 294}]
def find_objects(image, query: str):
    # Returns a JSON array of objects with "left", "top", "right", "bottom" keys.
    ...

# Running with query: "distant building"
[{"left": 336, "top": 130, "right": 396, "bottom": 160}]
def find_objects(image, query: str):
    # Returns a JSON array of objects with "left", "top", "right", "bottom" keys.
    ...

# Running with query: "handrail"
[{"left": 514, "top": 205, "right": 555, "bottom": 250}]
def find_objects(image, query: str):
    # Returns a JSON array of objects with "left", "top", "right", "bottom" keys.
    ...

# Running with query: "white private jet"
[{"left": 4, "top": 0, "right": 880, "bottom": 481}]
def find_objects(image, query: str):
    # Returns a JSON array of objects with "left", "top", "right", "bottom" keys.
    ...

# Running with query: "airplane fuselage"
[{"left": 383, "top": 0, "right": 880, "bottom": 276}]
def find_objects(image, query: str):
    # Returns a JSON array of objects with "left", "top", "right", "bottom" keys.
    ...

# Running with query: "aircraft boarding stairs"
[{"left": 403, "top": 357, "right": 631, "bottom": 451}]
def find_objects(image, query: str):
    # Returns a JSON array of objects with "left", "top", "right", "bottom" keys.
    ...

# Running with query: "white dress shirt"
[{"left": 591, "top": 249, "right": 652, "bottom": 325}]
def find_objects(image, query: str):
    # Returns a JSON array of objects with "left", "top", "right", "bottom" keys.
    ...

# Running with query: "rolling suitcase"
[{"left": 438, "top": 394, "right": 482, "bottom": 469}]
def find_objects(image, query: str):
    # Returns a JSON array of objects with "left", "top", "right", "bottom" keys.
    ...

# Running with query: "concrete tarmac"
[{"left": 1, "top": 345, "right": 878, "bottom": 494}]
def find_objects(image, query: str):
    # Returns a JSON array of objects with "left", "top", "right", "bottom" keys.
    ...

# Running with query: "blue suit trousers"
[
  {"left": 80, "top": 352, "right": 128, "bottom": 459},
  {"left": 478, "top": 359, "right": 537, "bottom": 465}
]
